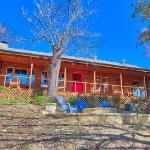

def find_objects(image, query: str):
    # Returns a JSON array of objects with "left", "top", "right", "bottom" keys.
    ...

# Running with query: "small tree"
[
  {"left": 0, "top": 24, "right": 11, "bottom": 42},
  {"left": 0, "top": 23, "right": 24, "bottom": 46},
  {"left": 23, "top": 0, "right": 100, "bottom": 99},
  {"left": 132, "top": 0, "right": 150, "bottom": 54}
]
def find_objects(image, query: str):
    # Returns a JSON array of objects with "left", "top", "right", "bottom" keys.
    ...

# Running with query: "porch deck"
[{"left": 0, "top": 74, "right": 149, "bottom": 99}]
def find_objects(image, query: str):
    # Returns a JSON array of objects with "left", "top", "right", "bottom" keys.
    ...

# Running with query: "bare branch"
[{"left": 23, "top": 0, "right": 101, "bottom": 98}]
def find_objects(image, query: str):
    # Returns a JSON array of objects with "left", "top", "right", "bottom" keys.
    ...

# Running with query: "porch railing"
[{"left": 0, "top": 74, "right": 149, "bottom": 98}]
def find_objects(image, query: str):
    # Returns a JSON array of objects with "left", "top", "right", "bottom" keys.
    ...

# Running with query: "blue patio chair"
[
  {"left": 56, "top": 96, "right": 78, "bottom": 113},
  {"left": 75, "top": 99, "right": 94, "bottom": 113},
  {"left": 6, "top": 74, "right": 12, "bottom": 83},
  {"left": 125, "top": 103, "right": 138, "bottom": 112},
  {"left": 99, "top": 100, "right": 111, "bottom": 108}
]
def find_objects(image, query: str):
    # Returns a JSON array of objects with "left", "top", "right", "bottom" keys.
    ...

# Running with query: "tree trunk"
[{"left": 48, "top": 50, "right": 61, "bottom": 99}]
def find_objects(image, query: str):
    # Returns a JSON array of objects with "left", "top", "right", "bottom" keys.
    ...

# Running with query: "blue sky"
[{"left": 0, "top": 0, "right": 149, "bottom": 69}]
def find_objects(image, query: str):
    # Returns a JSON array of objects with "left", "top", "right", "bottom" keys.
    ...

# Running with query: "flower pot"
[{"left": 46, "top": 103, "right": 56, "bottom": 114}]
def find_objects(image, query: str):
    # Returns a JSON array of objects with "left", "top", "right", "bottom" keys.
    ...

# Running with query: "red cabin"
[{"left": 0, "top": 43, "right": 150, "bottom": 98}]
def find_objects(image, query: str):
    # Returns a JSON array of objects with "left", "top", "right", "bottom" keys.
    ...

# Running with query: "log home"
[{"left": 0, "top": 42, "right": 150, "bottom": 98}]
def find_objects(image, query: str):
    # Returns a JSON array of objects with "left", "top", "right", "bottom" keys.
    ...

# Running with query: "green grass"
[
  {"left": 0, "top": 85, "right": 4, "bottom": 92},
  {"left": 0, "top": 86, "right": 11, "bottom": 93},
  {"left": 0, "top": 99, "right": 33, "bottom": 105},
  {"left": 0, "top": 96, "right": 55, "bottom": 106},
  {"left": 36, "top": 96, "right": 54, "bottom": 106},
  {"left": 0, "top": 112, "right": 6, "bottom": 117}
]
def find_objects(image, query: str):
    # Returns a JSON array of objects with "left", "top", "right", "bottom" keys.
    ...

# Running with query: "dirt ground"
[{"left": 0, "top": 104, "right": 149, "bottom": 150}]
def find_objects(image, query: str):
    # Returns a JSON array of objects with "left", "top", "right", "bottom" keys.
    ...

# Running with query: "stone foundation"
[{"left": 48, "top": 112, "right": 150, "bottom": 125}]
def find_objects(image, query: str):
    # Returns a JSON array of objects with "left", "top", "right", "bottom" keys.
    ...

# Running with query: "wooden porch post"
[
  {"left": 94, "top": 70, "right": 96, "bottom": 93},
  {"left": 143, "top": 76, "right": 147, "bottom": 97},
  {"left": 3, "top": 75, "right": 6, "bottom": 87},
  {"left": 29, "top": 63, "right": 33, "bottom": 90},
  {"left": 120, "top": 73, "right": 123, "bottom": 96},
  {"left": 84, "top": 82, "right": 87, "bottom": 93},
  {"left": 64, "top": 67, "right": 67, "bottom": 92}
]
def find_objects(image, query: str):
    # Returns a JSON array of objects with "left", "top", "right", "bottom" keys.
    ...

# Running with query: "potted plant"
[
  {"left": 46, "top": 98, "right": 57, "bottom": 114},
  {"left": 36, "top": 96, "right": 56, "bottom": 114}
]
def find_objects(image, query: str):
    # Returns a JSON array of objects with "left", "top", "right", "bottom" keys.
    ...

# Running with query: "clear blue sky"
[{"left": 0, "top": 0, "right": 149, "bottom": 69}]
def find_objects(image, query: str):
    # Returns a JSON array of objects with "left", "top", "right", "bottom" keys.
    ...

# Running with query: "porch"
[
  {"left": 0, "top": 69, "right": 149, "bottom": 113},
  {"left": 0, "top": 50, "right": 149, "bottom": 98},
  {"left": 0, "top": 72, "right": 149, "bottom": 98}
]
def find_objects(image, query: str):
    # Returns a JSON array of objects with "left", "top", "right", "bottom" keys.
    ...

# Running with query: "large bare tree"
[{"left": 23, "top": 0, "right": 99, "bottom": 99}]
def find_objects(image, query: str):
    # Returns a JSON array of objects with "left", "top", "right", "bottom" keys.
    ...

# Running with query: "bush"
[
  {"left": 4, "top": 87, "right": 10, "bottom": 93},
  {"left": 0, "top": 86, "right": 10, "bottom": 93},
  {"left": 0, "top": 86, "right": 4, "bottom": 92},
  {"left": 111, "top": 96, "right": 120, "bottom": 108},
  {"left": 34, "top": 90, "right": 43, "bottom": 97},
  {"left": 70, "top": 97, "right": 78, "bottom": 105},
  {"left": 142, "top": 98, "right": 150, "bottom": 103},
  {"left": 36, "top": 96, "right": 54, "bottom": 106}
]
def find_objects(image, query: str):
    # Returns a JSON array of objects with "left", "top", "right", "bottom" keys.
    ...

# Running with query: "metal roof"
[{"left": 0, "top": 47, "right": 145, "bottom": 70}]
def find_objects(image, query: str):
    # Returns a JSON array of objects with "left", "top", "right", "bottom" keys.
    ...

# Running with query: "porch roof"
[{"left": 0, "top": 47, "right": 149, "bottom": 72}]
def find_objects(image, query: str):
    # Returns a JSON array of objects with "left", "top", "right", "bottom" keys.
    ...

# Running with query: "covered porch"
[
  {"left": 0, "top": 66, "right": 149, "bottom": 99},
  {"left": 0, "top": 52, "right": 149, "bottom": 98}
]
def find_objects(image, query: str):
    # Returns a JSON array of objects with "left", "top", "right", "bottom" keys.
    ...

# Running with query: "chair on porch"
[
  {"left": 9, "top": 80, "right": 21, "bottom": 89},
  {"left": 112, "top": 85, "right": 122, "bottom": 95},
  {"left": 123, "top": 87, "right": 133, "bottom": 97},
  {"left": 56, "top": 96, "right": 78, "bottom": 113},
  {"left": 90, "top": 84, "right": 101, "bottom": 94}
]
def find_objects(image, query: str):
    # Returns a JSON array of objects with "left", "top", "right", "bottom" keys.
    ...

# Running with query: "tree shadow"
[{"left": 0, "top": 120, "right": 149, "bottom": 150}]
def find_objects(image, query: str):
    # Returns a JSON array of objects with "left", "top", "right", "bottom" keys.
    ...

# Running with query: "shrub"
[
  {"left": 34, "top": 90, "right": 43, "bottom": 97},
  {"left": 0, "top": 86, "right": 10, "bottom": 93},
  {"left": 142, "top": 98, "right": 150, "bottom": 103},
  {"left": 36, "top": 96, "right": 54, "bottom": 106},
  {"left": 137, "top": 102, "right": 150, "bottom": 114},
  {"left": 0, "top": 86, "right": 4, "bottom": 92},
  {"left": 111, "top": 96, "right": 120, "bottom": 108},
  {"left": 70, "top": 97, "right": 78, "bottom": 105},
  {"left": 4, "top": 87, "right": 10, "bottom": 93}
]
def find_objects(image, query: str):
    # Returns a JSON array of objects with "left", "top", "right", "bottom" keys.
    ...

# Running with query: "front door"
[{"left": 72, "top": 73, "right": 83, "bottom": 92}]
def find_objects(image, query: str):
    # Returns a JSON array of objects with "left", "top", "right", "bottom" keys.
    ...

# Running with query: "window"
[
  {"left": 59, "top": 73, "right": 64, "bottom": 80},
  {"left": 15, "top": 69, "right": 27, "bottom": 75},
  {"left": 73, "top": 74, "right": 81, "bottom": 82},
  {"left": 6, "top": 68, "right": 35, "bottom": 87},
  {"left": 15, "top": 69, "right": 28, "bottom": 85},
  {"left": 59, "top": 73, "right": 65, "bottom": 87},
  {"left": 6, "top": 68, "right": 13, "bottom": 83},
  {"left": 102, "top": 77, "right": 108, "bottom": 84},
  {"left": 7, "top": 68, "right": 13, "bottom": 74},
  {"left": 41, "top": 71, "right": 48, "bottom": 88},
  {"left": 102, "top": 77, "right": 109, "bottom": 91}
]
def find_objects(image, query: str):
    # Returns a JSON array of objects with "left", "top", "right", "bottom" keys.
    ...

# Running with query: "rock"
[{"left": 83, "top": 107, "right": 117, "bottom": 114}]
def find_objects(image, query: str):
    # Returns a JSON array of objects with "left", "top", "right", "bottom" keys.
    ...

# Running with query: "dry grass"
[{"left": 0, "top": 105, "right": 149, "bottom": 150}]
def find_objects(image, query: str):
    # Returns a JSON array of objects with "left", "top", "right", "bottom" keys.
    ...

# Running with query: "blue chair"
[
  {"left": 125, "top": 103, "right": 138, "bottom": 112},
  {"left": 57, "top": 96, "right": 78, "bottom": 113},
  {"left": 99, "top": 100, "right": 111, "bottom": 108},
  {"left": 6, "top": 74, "right": 12, "bottom": 83},
  {"left": 75, "top": 99, "right": 87, "bottom": 113},
  {"left": 75, "top": 99, "right": 94, "bottom": 113}
]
